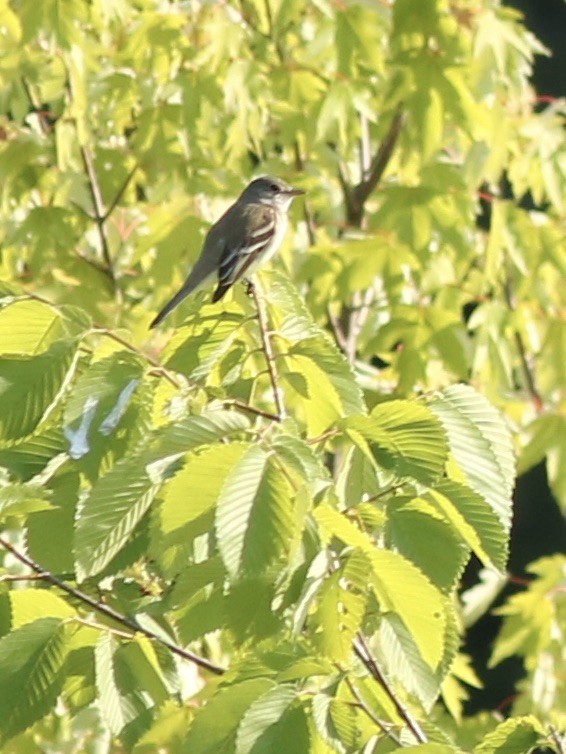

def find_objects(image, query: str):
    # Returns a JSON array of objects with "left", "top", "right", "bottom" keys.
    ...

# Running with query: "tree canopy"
[{"left": 0, "top": 1, "right": 564, "bottom": 752}]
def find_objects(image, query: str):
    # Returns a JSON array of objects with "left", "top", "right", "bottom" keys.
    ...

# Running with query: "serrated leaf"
[
  {"left": 63, "top": 351, "right": 144, "bottom": 459},
  {"left": 156, "top": 409, "right": 250, "bottom": 458},
  {"left": 0, "top": 300, "right": 67, "bottom": 355},
  {"left": 342, "top": 400, "right": 448, "bottom": 486},
  {"left": 265, "top": 270, "right": 364, "bottom": 434},
  {"left": 74, "top": 448, "right": 162, "bottom": 581},
  {"left": 182, "top": 679, "right": 274, "bottom": 754},
  {"left": 386, "top": 499, "right": 469, "bottom": 593},
  {"left": 474, "top": 715, "right": 545, "bottom": 754},
  {"left": 236, "top": 684, "right": 296, "bottom": 754},
  {"left": 76, "top": 410, "right": 248, "bottom": 580},
  {"left": 429, "top": 385, "right": 515, "bottom": 531},
  {"left": 378, "top": 614, "right": 441, "bottom": 711},
  {"left": 215, "top": 446, "right": 294, "bottom": 579},
  {"left": 428, "top": 480, "right": 508, "bottom": 572},
  {"left": 0, "top": 618, "right": 72, "bottom": 744},
  {"left": 370, "top": 401, "right": 449, "bottom": 485},
  {"left": 310, "top": 565, "right": 367, "bottom": 662},
  {"left": 95, "top": 633, "right": 137, "bottom": 736},
  {"left": 315, "top": 505, "right": 446, "bottom": 669},
  {"left": 0, "top": 340, "right": 78, "bottom": 443},
  {"left": 156, "top": 443, "right": 250, "bottom": 576},
  {"left": 0, "top": 425, "right": 66, "bottom": 481},
  {"left": 9, "top": 589, "right": 76, "bottom": 628},
  {"left": 0, "top": 483, "right": 53, "bottom": 521}
]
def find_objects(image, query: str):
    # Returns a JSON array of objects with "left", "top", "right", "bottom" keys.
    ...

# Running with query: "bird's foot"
[{"left": 244, "top": 278, "right": 255, "bottom": 297}]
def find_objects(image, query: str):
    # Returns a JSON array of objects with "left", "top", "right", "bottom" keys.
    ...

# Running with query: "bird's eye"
[{"left": 270, "top": 183, "right": 279, "bottom": 192}]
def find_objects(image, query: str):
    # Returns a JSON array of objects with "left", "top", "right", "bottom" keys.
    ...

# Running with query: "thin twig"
[
  {"left": 345, "top": 287, "right": 375, "bottom": 363},
  {"left": 103, "top": 163, "right": 138, "bottom": 222},
  {"left": 250, "top": 283, "right": 285, "bottom": 420},
  {"left": 0, "top": 537, "right": 225, "bottom": 676},
  {"left": 348, "top": 106, "right": 406, "bottom": 227},
  {"left": 0, "top": 573, "right": 48, "bottom": 583},
  {"left": 549, "top": 725, "right": 566, "bottom": 754},
  {"left": 91, "top": 326, "right": 183, "bottom": 389},
  {"left": 293, "top": 140, "right": 316, "bottom": 246},
  {"left": 327, "top": 304, "right": 350, "bottom": 354},
  {"left": 343, "top": 674, "right": 402, "bottom": 745},
  {"left": 80, "top": 145, "right": 115, "bottom": 279},
  {"left": 353, "top": 633, "right": 427, "bottom": 744},
  {"left": 222, "top": 399, "right": 281, "bottom": 423},
  {"left": 502, "top": 275, "right": 543, "bottom": 412}
]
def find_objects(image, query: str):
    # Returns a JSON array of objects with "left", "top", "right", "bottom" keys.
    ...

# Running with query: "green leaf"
[
  {"left": 265, "top": 270, "right": 364, "bottom": 434},
  {"left": 386, "top": 497, "right": 469, "bottom": 592},
  {"left": 474, "top": 715, "right": 545, "bottom": 754},
  {"left": 0, "top": 340, "right": 77, "bottom": 443},
  {"left": 0, "top": 425, "right": 67, "bottom": 481},
  {"left": 74, "top": 447, "right": 162, "bottom": 581},
  {"left": 342, "top": 399, "right": 448, "bottom": 486},
  {"left": 315, "top": 505, "right": 446, "bottom": 669},
  {"left": 429, "top": 385, "right": 515, "bottom": 531},
  {"left": 378, "top": 613, "right": 441, "bottom": 711},
  {"left": 95, "top": 633, "right": 139, "bottom": 738},
  {"left": 428, "top": 480, "right": 508, "bottom": 572},
  {"left": 76, "top": 409, "right": 248, "bottom": 580},
  {"left": 0, "top": 300, "right": 68, "bottom": 355},
  {"left": 182, "top": 679, "right": 274, "bottom": 754},
  {"left": 215, "top": 446, "right": 295, "bottom": 579},
  {"left": 0, "top": 483, "right": 53, "bottom": 522},
  {"left": 156, "top": 442, "right": 250, "bottom": 576},
  {"left": 310, "top": 563, "right": 367, "bottom": 662},
  {"left": 63, "top": 350, "right": 145, "bottom": 460},
  {"left": 0, "top": 618, "right": 72, "bottom": 744},
  {"left": 235, "top": 684, "right": 297, "bottom": 754},
  {"left": 9, "top": 589, "right": 76, "bottom": 628}
]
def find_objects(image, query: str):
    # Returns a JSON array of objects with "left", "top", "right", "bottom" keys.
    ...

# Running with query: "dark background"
[{"left": 462, "top": 0, "right": 566, "bottom": 723}]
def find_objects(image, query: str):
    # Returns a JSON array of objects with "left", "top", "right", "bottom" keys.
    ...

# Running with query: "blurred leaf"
[
  {"left": 0, "top": 340, "right": 77, "bottom": 443},
  {"left": 0, "top": 618, "right": 72, "bottom": 744}
]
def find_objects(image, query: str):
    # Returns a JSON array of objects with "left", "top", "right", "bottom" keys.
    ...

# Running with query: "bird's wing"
[{"left": 214, "top": 203, "right": 276, "bottom": 299}]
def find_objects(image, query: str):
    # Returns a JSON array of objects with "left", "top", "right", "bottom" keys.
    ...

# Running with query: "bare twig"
[
  {"left": 345, "top": 287, "right": 375, "bottom": 363},
  {"left": 250, "top": 283, "right": 285, "bottom": 420},
  {"left": 343, "top": 674, "right": 402, "bottom": 745},
  {"left": 353, "top": 633, "right": 427, "bottom": 744},
  {"left": 549, "top": 725, "right": 566, "bottom": 754},
  {"left": 80, "top": 145, "right": 115, "bottom": 279},
  {"left": 502, "top": 275, "right": 543, "bottom": 412},
  {"left": 222, "top": 399, "right": 281, "bottom": 423},
  {"left": 103, "top": 163, "right": 138, "bottom": 222},
  {"left": 347, "top": 106, "right": 406, "bottom": 227},
  {"left": 91, "top": 326, "right": 183, "bottom": 389},
  {"left": 0, "top": 536, "right": 225, "bottom": 676},
  {"left": 327, "top": 304, "right": 350, "bottom": 353},
  {"left": 293, "top": 140, "right": 316, "bottom": 246}
]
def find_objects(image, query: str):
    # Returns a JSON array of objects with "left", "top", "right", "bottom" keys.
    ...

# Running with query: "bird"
[{"left": 149, "top": 176, "right": 304, "bottom": 329}]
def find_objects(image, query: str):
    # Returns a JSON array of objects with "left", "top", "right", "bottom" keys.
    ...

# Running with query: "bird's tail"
[{"left": 149, "top": 285, "right": 194, "bottom": 329}]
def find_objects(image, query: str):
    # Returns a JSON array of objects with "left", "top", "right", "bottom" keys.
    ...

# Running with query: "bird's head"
[{"left": 242, "top": 176, "right": 304, "bottom": 210}]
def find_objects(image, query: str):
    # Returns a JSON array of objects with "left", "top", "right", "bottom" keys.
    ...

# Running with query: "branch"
[
  {"left": 353, "top": 633, "right": 427, "bottom": 744},
  {"left": 342, "top": 674, "right": 402, "bottom": 746},
  {"left": 343, "top": 106, "right": 406, "bottom": 227},
  {"left": 344, "top": 287, "right": 375, "bottom": 363},
  {"left": 222, "top": 398, "right": 281, "bottom": 423},
  {"left": 80, "top": 145, "right": 115, "bottom": 280},
  {"left": 103, "top": 162, "right": 138, "bottom": 222},
  {"left": 250, "top": 282, "right": 285, "bottom": 420},
  {"left": 502, "top": 275, "right": 543, "bottom": 412},
  {"left": 0, "top": 536, "right": 225, "bottom": 676},
  {"left": 549, "top": 725, "right": 566, "bottom": 754}
]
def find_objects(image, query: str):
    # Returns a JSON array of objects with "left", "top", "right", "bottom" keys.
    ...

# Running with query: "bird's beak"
[{"left": 285, "top": 187, "right": 305, "bottom": 197}]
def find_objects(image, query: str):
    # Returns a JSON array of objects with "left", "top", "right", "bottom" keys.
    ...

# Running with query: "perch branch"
[{"left": 0, "top": 536, "right": 225, "bottom": 676}]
